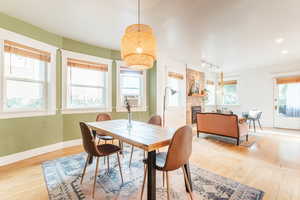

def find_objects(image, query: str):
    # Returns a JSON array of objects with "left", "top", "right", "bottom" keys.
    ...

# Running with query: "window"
[
  {"left": 0, "top": 30, "right": 56, "bottom": 118},
  {"left": 116, "top": 61, "right": 146, "bottom": 112},
  {"left": 167, "top": 72, "right": 184, "bottom": 107},
  {"left": 276, "top": 76, "right": 300, "bottom": 118},
  {"left": 205, "top": 80, "right": 216, "bottom": 105},
  {"left": 222, "top": 80, "right": 239, "bottom": 105},
  {"left": 62, "top": 50, "right": 112, "bottom": 113}
]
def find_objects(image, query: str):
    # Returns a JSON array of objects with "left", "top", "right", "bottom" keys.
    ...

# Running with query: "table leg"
[
  {"left": 147, "top": 151, "right": 156, "bottom": 200},
  {"left": 183, "top": 163, "right": 193, "bottom": 192}
]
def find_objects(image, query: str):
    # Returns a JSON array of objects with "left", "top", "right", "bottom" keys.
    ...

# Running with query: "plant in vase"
[{"left": 124, "top": 97, "right": 132, "bottom": 128}]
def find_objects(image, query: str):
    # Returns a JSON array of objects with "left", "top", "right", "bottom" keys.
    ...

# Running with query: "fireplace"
[{"left": 191, "top": 106, "right": 202, "bottom": 124}]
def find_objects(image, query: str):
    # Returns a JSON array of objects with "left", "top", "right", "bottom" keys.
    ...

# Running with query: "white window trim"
[
  {"left": 115, "top": 61, "right": 147, "bottom": 112},
  {"left": 61, "top": 50, "right": 112, "bottom": 114},
  {"left": 0, "top": 28, "right": 57, "bottom": 119}
]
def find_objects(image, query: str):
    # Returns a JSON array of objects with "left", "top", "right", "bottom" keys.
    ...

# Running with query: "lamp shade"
[{"left": 121, "top": 24, "right": 156, "bottom": 70}]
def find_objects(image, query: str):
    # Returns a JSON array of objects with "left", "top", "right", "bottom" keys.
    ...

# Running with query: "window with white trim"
[
  {"left": 205, "top": 80, "right": 216, "bottom": 105},
  {"left": 61, "top": 50, "right": 112, "bottom": 113},
  {"left": 116, "top": 61, "right": 147, "bottom": 112},
  {"left": 222, "top": 80, "right": 239, "bottom": 105},
  {"left": 0, "top": 30, "right": 56, "bottom": 118}
]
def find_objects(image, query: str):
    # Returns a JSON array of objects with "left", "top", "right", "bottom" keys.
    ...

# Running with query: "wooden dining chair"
[
  {"left": 95, "top": 113, "right": 116, "bottom": 171},
  {"left": 129, "top": 115, "right": 162, "bottom": 168},
  {"left": 141, "top": 125, "right": 194, "bottom": 200},
  {"left": 79, "top": 122, "right": 124, "bottom": 199},
  {"left": 95, "top": 113, "right": 114, "bottom": 144}
]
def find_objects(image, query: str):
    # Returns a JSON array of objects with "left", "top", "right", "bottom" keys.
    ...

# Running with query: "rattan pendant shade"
[{"left": 121, "top": 24, "right": 156, "bottom": 70}]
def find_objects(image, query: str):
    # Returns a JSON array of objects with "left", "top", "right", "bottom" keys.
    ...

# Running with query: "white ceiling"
[{"left": 1, "top": 0, "right": 300, "bottom": 72}]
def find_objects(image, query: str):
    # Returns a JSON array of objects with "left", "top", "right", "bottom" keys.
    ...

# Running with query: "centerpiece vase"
[{"left": 127, "top": 111, "right": 132, "bottom": 128}]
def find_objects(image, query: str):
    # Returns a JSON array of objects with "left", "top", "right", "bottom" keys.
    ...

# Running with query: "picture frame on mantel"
[{"left": 188, "top": 76, "right": 206, "bottom": 97}]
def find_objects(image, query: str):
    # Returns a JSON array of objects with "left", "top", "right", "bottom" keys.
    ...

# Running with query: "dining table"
[{"left": 86, "top": 119, "right": 193, "bottom": 200}]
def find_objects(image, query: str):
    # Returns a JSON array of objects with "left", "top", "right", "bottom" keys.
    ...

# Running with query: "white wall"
[{"left": 223, "top": 64, "right": 300, "bottom": 127}]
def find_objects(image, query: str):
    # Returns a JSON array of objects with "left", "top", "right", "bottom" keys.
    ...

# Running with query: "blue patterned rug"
[{"left": 42, "top": 146, "right": 264, "bottom": 200}]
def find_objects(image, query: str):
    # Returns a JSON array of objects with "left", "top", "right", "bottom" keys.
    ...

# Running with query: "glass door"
[{"left": 274, "top": 76, "right": 300, "bottom": 129}]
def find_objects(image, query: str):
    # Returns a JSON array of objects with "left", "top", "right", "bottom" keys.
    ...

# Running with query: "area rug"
[{"left": 42, "top": 146, "right": 264, "bottom": 200}]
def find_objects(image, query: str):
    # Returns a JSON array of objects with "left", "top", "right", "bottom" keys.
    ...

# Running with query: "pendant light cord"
[{"left": 138, "top": 0, "right": 141, "bottom": 31}]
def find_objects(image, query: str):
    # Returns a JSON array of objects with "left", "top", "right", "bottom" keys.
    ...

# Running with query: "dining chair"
[
  {"left": 79, "top": 122, "right": 124, "bottom": 199},
  {"left": 129, "top": 115, "right": 162, "bottom": 168},
  {"left": 248, "top": 110, "right": 263, "bottom": 132},
  {"left": 141, "top": 125, "right": 194, "bottom": 200},
  {"left": 95, "top": 113, "right": 114, "bottom": 144},
  {"left": 95, "top": 113, "right": 116, "bottom": 171}
]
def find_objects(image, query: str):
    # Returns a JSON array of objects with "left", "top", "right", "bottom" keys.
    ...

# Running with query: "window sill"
[
  {"left": 61, "top": 107, "right": 112, "bottom": 114},
  {"left": 0, "top": 110, "right": 56, "bottom": 119},
  {"left": 115, "top": 106, "right": 147, "bottom": 112}
]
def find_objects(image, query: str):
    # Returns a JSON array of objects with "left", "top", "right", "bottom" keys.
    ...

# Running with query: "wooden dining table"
[{"left": 86, "top": 119, "right": 193, "bottom": 200}]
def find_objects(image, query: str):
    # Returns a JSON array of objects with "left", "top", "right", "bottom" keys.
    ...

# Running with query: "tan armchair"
[{"left": 196, "top": 113, "right": 248, "bottom": 145}]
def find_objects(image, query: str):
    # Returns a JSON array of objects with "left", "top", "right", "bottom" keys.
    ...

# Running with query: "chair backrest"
[
  {"left": 196, "top": 113, "right": 239, "bottom": 138},
  {"left": 79, "top": 122, "right": 100, "bottom": 156},
  {"left": 163, "top": 125, "right": 193, "bottom": 171},
  {"left": 249, "top": 110, "right": 262, "bottom": 119},
  {"left": 148, "top": 115, "right": 162, "bottom": 126},
  {"left": 96, "top": 113, "right": 112, "bottom": 121},
  {"left": 96, "top": 113, "right": 112, "bottom": 136},
  {"left": 257, "top": 111, "right": 262, "bottom": 120}
]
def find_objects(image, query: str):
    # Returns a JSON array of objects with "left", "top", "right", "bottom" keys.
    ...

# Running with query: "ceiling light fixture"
[
  {"left": 281, "top": 50, "right": 288, "bottom": 54},
  {"left": 275, "top": 38, "right": 284, "bottom": 44},
  {"left": 121, "top": 0, "right": 156, "bottom": 70}
]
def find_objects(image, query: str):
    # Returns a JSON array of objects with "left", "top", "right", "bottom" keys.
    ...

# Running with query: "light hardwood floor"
[{"left": 0, "top": 128, "right": 300, "bottom": 200}]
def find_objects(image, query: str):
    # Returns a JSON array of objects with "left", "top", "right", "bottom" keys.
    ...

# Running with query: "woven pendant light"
[{"left": 121, "top": 0, "right": 156, "bottom": 70}]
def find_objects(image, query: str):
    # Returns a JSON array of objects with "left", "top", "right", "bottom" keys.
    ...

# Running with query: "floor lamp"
[{"left": 163, "top": 86, "right": 177, "bottom": 127}]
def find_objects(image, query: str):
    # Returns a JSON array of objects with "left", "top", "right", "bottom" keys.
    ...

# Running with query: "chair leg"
[
  {"left": 246, "top": 134, "right": 249, "bottom": 141},
  {"left": 182, "top": 166, "right": 194, "bottom": 200},
  {"left": 116, "top": 152, "right": 124, "bottom": 184},
  {"left": 80, "top": 155, "right": 90, "bottom": 184},
  {"left": 166, "top": 172, "right": 170, "bottom": 200},
  {"left": 249, "top": 120, "right": 251, "bottom": 129},
  {"left": 141, "top": 165, "right": 148, "bottom": 200},
  {"left": 92, "top": 157, "right": 100, "bottom": 199},
  {"left": 103, "top": 140, "right": 107, "bottom": 165},
  {"left": 258, "top": 119, "right": 262, "bottom": 130},
  {"left": 253, "top": 120, "right": 256, "bottom": 132},
  {"left": 107, "top": 155, "right": 110, "bottom": 174},
  {"left": 163, "top": 171, "right": 165, "bottom": 188},
  {"left": 129, "top": 145, "right": 134, "bottom": 168}
]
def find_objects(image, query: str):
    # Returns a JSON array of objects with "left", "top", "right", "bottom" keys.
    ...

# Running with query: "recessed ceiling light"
[
  {"left": 281, "top": 50, "right": 288, "bottom": 54},
  {"left": 275, "top": 38, "right": 284, "bottom": 44}
]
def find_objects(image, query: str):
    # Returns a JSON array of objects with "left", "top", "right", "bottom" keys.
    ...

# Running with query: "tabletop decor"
[{"left": 124, "top": 97, "right": 132, "bottom": 128}]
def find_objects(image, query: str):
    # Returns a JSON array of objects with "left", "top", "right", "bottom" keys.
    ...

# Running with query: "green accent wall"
[{"left": 0, "top": 12, "right": 156, "bottom": 157}]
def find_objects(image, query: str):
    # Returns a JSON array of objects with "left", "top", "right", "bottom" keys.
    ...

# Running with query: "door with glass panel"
[
  {"left": 274, "top": 76, "right": 300, "bottom": 129},
  {"left": 164, "top": 67, "right": 186, "bottom": 129}
]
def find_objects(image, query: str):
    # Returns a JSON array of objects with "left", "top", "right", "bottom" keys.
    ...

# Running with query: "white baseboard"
[
  {"left": 62, "top": 139, "right": 82, "bottom": 148},
  {"left": 0, "top": 139, "right": 82, "bottom": 167}
]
